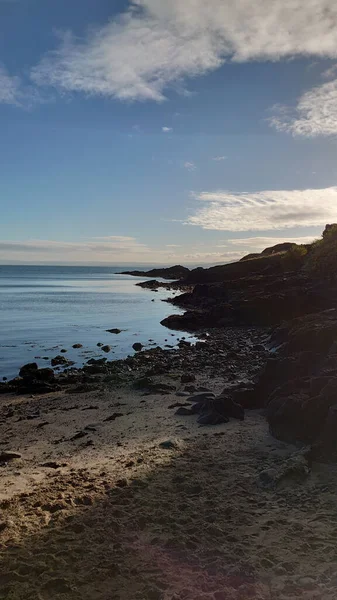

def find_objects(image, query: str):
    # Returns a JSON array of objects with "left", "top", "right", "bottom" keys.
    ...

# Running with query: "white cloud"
[
  {"left": 322, "top": 63, "right": 337, "bottom": 80},
  {"left": 31, "top": 0, "right": 337, "bottom": 103},
  {"left": 187, "top": 187, "right": 337, "bottom": 231},
  {"left": 162, "top": 126, "right": 172, "bottom": 132},
  {"left": 184, "top": 161, "right": 196, "bottom": 171},
  {"left": 212, "top": 156, "right": 226, "bottom": 161},
  {"left": 0, "top": 65, "right": 20, "bottom": 105},
  {"left": 269, "top": 79, "right": 337, "bottom": 137},
  {"left": 224, "top": 235, "right": 317, "bottom": 249}
]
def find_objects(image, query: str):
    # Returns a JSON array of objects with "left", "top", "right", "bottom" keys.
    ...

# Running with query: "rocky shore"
[{"left": 2, "top": 225, "right": 337, "bottom": 599}]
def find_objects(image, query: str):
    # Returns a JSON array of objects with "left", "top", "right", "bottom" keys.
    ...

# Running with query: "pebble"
[
  {"left": 0, "top": 451, "right": 22, "bottom": 463},
  {"left": 159, "top": 440, "right": 178, "bottom": 450}
]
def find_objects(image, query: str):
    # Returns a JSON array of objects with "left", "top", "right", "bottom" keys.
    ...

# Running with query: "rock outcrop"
[
  {"left": 255, "top": 309, "right": 337, "bottom": 461},
  {"left": 121, "top": 265, "right": 190, "bottom": 280}
]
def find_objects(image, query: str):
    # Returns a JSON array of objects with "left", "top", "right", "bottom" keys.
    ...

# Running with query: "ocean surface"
[{"left": 0, "top": 265, "right": 195, "bottom": 379}]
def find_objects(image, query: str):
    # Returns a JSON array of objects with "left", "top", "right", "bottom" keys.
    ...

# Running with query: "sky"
[{"left": 1, "top": 0, "right": 337, "bottom": 265}]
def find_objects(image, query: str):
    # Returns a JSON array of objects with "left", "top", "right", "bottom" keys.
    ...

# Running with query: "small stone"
[
  {"left": 106, "top": 329, "right": 122, "bottom": 334},
  {"left": 132, "top": 342, "right": 143, "bottom": 352},
  {"left": 72, "top": 343, "right": 83, "bottom": 349},
  {"left": 51, "top": 355, "right": 71, "bottom": 367},
  {"left": 104, "top": 413, "right": 123, "bottom": 422},
  {"left": 101, "top": 345, "right": 111, "bottom": 353},
  {"left": 70, "top": 431, "right": 88, "bottom": 441},
  {"left": 159, "top": 440, "right": 178, "bottom": 450},
  {"left": 41, "top": 461, "right": 67, "bottom": 469},
  {"left": 0, "top": 451, "right": 22, "bottom": 463},
  {"left": 60, "top": 349, "right": 67, "bottom": 353}
]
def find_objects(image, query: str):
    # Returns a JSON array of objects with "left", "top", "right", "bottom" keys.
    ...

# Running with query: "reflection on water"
[{"left": 0, "top": 265, "right": 196, "bottom": 378}]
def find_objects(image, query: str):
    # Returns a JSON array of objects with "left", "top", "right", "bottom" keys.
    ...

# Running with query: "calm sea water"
[{"left": 0, "top": 265, "right": 194, "bottom": 379}]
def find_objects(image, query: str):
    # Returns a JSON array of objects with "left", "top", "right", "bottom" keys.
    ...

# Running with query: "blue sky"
[{"left": 1, "top": 0, "right": 337, "bottom": 264}]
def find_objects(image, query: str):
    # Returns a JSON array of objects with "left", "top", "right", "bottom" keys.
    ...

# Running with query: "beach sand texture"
[{"left": 1, "top": 375, "right": 337, "bottom": 600}]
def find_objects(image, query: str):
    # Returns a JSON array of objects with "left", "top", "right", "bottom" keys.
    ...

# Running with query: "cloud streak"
[
  {"left": 187, "top": 187, "right": 337, "bottom": 231},
  {"left": 0, "top": 65, "right": 20, "bottom": 105},
  {"left": 184, "top": 161, "right": 196, "bottom": 172},
  {"left": 30, "top": 0, "right": 337, "bottom": 103},
  {"left": 224, "top": 235, "right": 317, "bottom": 249},
  {"left": 269, "top": 78, "right": 337, "bottom": 137}
]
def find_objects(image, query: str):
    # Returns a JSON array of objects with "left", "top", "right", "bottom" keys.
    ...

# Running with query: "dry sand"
[{"left": 1, "top": 372, "right": 337, "bottom": 599}]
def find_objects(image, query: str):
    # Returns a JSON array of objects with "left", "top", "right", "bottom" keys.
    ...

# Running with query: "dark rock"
[
  {"left": 104, "top": 413, "right": 123, "bottom": 422},
  {"left": 116, "top": 478, "right": 128, "bottom": 487},
  {"left": 41, "top": 461, "right": 67, "bottom": 469},
  {"left": 19, "top": 363, "right": 38, "bottom": 378},
  {"left": 87, "top": 358, "right": 107, "bottom": 365},
  {"left": 255, "top": 309, "right": 337, "bottom": 461},
  {"left": 51, "top": 355, "right": 71, "bottom": 367},
  {"left": 187, "top": 392, "right": 215, "bottom": 403},
  {"left": 175, "top": 407, "right": 194, "bottom": 416},
  {"left": 72, "top": 344, "right": 83, "bottom": 349},
  {"left": 60, "top": 349, "right": 67, "bottom": 353},
  {"left": 197, "top": 412, "right": 229, "bottom": 425},
  {"left": 101, "top": 345, "right": 111, "bottom": 353},
  {"left": 35, "top": 368, "right": 55, "bottom": 382},
  {"left": 0, "top": 451, "right": 21, "bottom": 463},
  {"left": 83, "top": 364, "right": 107, "bottom": 374},
  {"left": 17, "top": 380, "right": 61, "bottom": 395},
  {"left": 159, "top": 440, "right": 178, "bottom": 449},
  {"left": 132, "top": 343, "right": 143, "bottom": 352},
  {"left": 180, "top": 373, "right": 195, "bottom": 383},
  {"left": 121, "top": 265, "right": 190, "bottom": 280},
  {"left": 70, "top": 431, "right": 88, "bottom": 441},
  {"left": 106, "top": 329, "right": 122, "bottom": 334}
]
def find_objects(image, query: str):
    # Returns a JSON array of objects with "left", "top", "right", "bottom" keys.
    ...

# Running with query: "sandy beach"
[{"left": 1, "top": 349, "right": 337, "bottom": 600}]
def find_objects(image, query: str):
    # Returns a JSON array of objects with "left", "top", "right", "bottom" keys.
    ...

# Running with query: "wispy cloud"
[
  {"left": 0, "top": 65, "right": 20, "bottom": 105},
  {"left": 0, "top": 237, "right": 243, "bottom": 265},
  {"left": 184, "top": 161, "right": 196, "bottom": 172},
  {"left": 0, "top": 236, "right": 166, "bottom": 264},
  {"left": 322, "top": 64, "right": 337, "bottom": 80},
  {"left": 187, "top": 187, "right": 337, "bottom": 231},
  {"left": 269, "top": 79, "right": 337, "bottom": 137},
  {"left": 30, "top": 0, "right": 337, "bottom": 103},
  {"left": 162, "top": 126, "right": 172, "bottom": 132},
  {"left": 212, "top": 156, "right": 226, "bottom": 161},
  {"left": 224, "top": 235, "right": 317, "bottom": 249}
]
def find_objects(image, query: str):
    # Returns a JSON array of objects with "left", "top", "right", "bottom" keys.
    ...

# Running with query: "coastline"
[{"left": 2, "top": 234, "right": 337, "bottom": 598}]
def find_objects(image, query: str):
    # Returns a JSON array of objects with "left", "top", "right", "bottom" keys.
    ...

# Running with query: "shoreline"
[
  {"left": 1, "top": 326, "right": 337, "bottom": 598},
  {"left": 2, "top": 240, "right": 337, "bottom": 598}
]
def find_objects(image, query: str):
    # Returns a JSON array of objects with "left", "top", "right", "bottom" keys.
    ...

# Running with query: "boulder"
[
  {"left": 35, "top": 368, "right": 55, "bottom": 382},
  {"left": 51, "top": 355, "right": 71, "bottom": 367},
  {"left": 255, "top": 309, "right": 337, "bottom": 461},
  {"left": 132, "top": 343, "right": 143, "bottom": 352},
  {"left": 19, "top": 363, "right": 38, "bottom": 378}
]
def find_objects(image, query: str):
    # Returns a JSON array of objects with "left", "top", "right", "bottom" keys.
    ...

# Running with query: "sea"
[{"left": 0, "top": 265, "right": 196, "bottom": 380}]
